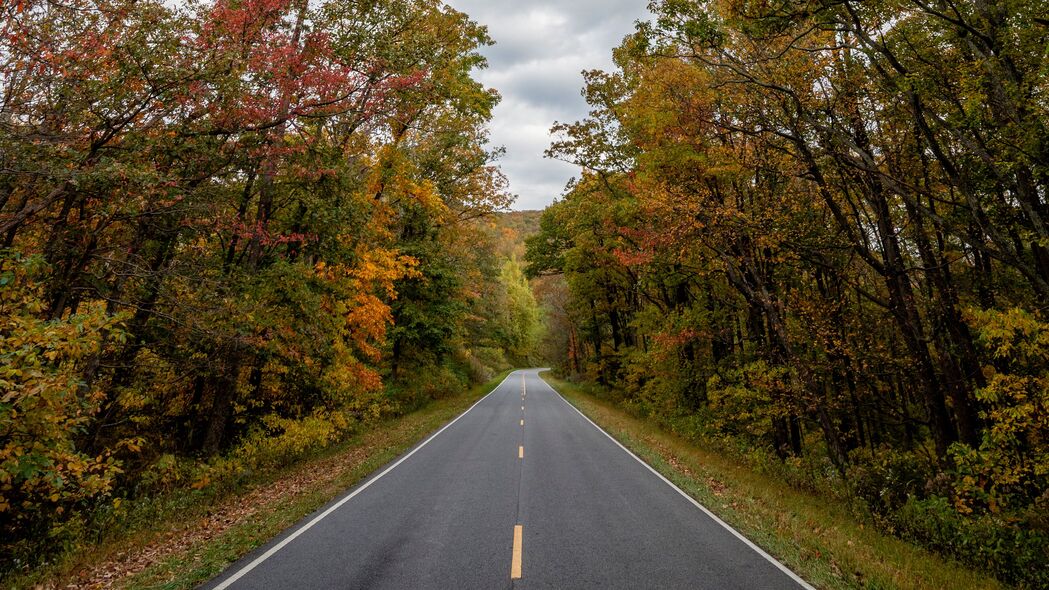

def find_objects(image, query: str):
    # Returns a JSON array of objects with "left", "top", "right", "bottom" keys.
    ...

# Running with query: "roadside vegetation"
[
  {"left": 527, "top": 2, "right": 1049, "bottom": 587},
  {"left": 0, "top": 0, "right": 542, "bottom": 581}
]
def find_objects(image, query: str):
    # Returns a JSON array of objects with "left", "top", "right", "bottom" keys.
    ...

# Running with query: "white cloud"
[{"left": 444, "top": 0, "right": 650, "bottom": 210}]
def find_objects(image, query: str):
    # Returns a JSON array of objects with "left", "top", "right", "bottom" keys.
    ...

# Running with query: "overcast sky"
[{"left": 444, "top": 0, "right": 651, "bottom": 211}]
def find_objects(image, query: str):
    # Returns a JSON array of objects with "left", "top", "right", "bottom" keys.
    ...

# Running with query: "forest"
[
  {"left": 0, "top": 0, "right": 542, "bottom": 572},
  {"left": 526, "top": 0, "right": 1048, "bottom": 586},
  {"left": 4, "top": 0, "right": 1049, "bottom": 586}
]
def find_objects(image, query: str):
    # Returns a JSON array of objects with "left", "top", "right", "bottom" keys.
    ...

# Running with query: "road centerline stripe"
[
  {"left": 518, "top": 445, "right": 524, "bottom": 458},
  {"left": 511, "top": 524, "right": 523, "bottom": 579}
]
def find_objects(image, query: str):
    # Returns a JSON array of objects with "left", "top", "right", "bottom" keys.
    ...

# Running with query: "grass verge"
[
  {"left": 541, "top": 372, "right": 1003, "bottom": 590},
  {"left": 14, "top": 370, "right": 512, "bottom": 590}
]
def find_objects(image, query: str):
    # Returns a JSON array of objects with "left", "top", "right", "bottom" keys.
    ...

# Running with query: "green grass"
[
  {"left": 541, "top": 372, "right": 1004, "bottom": 590},
  {"left": 11, "top": 370, "right": 512, "bottom": 590}
]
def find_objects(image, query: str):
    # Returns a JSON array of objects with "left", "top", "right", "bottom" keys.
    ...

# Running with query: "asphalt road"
[{"left": 203, "top": 369, "right": 812, "bottom": 589}]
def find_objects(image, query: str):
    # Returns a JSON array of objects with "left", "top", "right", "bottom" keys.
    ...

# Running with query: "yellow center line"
[
  {"left": 511, "top": 525, "right": 523, "bottom": 579},
  {"left": 520, "top": 419, "right": 524, "bottom": 426},
  {"left": 518, "top": 445, "right": 524, "bottom": 459}
]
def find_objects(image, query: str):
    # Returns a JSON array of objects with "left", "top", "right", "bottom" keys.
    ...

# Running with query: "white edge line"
[
  {"left": 212, "top": 371, "right": 518, "bottom": 590},
  {"left": 538, "top": 373, "right": 817, "bottom": 590}
]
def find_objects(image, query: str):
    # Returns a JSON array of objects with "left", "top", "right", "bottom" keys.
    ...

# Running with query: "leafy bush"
[
  {"left": 846, "top": 447, "right": 933, "bottom": 521},
  {"left": 456, "top": 346, "right": 508, "bottom": 384},
  {"left": 411, "top": 365, "right": 468, "bottom": 403},
  {"left": 236, "top": 412, "right": 354, "bottom": 469},
  {"left": 950, "top": 308, "right": 1049, "bottom": 516},
  {"left": 0, "top": 253, "right": 125, "bottom": 567},
  {"left": 706, "top": 361, "right": 792, "bottom": 442},
  {"left": 895, "top": 496, "right": 1049, "bottom": 589}
]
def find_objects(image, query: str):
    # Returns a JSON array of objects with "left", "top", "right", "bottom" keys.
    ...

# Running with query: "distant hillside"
[{"left": 490, "top": 210, "right": 543, "bottom": 260}]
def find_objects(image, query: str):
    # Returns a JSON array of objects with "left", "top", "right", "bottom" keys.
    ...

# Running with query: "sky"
[{"left": 443, "top": 0, "right": 651, "bottom": 211}]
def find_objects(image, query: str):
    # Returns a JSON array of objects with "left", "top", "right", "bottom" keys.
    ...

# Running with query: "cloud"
[
  {"left": 482, "top": 59, "right": 587, "bottom": 110},
  {"left": 444, "top": 0, "right": 650, "bottom": 210}
]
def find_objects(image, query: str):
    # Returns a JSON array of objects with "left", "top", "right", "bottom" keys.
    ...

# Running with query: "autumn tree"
[
  {"left": 529, "top": 1, "right": 1049, "bottom": 584},
  {"left": 1, "top": 0, "right": 518, "bottom": 568}
]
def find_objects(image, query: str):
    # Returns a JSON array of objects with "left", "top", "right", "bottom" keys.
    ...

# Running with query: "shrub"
[
  {"left": 706, "top": 361, "right": 793, "bottom": 443},
  {"left": 942, "top": 308, "right": 1049, "bottom": 520},
  {"left": 455, "top": 346, "right": 507, "bottom": 384},
  {"left": 846, "top": 447, "right": 933, "bottom": 521},
  {"left": 0, "top": 252, "right": 125, "bottom": 568},
  {"left": 895, "top": 495, "right": 1049, "bottom": 589},
  {"left": 238, "top": 411, "right": 354, "bottom": 469}
]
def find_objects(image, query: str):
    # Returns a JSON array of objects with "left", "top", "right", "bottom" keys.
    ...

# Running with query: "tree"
[
  {"left": 1, "top": 0, "right": 518, "bottom": 568},
  {"left": 528, "top": 2, "right": 1049, "bottom": 583}
]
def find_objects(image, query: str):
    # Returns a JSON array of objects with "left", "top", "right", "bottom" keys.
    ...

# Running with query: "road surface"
[{"left": 203, "top": 369, "right": 812, "bottom": 589}]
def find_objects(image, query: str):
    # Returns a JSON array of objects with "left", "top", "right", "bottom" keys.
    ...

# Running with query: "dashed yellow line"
[
  {"left": 512, "top": 376, "right": 526, "bottom": 580},
  {"left": 511, "top": 525, "right": 523, "bottom": 579}
]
